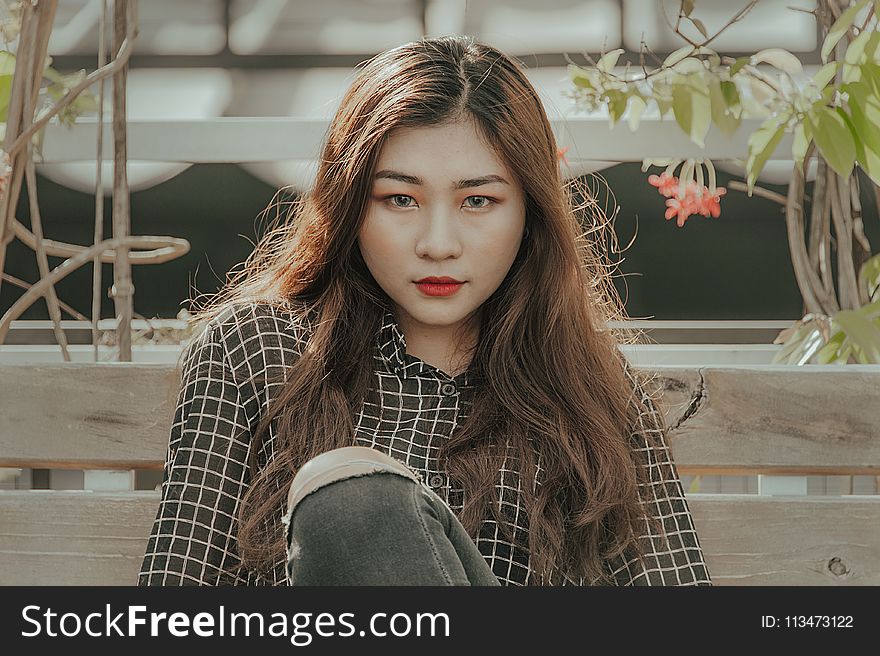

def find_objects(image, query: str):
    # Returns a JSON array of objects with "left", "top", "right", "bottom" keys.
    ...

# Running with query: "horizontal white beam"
[
  {"left": 10, "top": 318, "right": 796, "bottom": 330},
  {"left": 608, "top": 320, "right": 795, "bottom": 329},
  {"left": 0, "top": 343, "right": 783, "bottom": 365},
  {"left": 38, "top": 117, "right": 793, "bottom": 164}
]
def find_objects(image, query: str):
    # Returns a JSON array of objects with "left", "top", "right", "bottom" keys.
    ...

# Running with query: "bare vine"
[{"left": 0, "top": 0, "right": 191, "bottom": 359}]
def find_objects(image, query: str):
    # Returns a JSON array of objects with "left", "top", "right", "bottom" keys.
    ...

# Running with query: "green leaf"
[
  {"left": 720, "top": 80, "right": 740, "bottom": 112},
  {"left": 0, "top": 50, "right": 15, "bottom": 75},
  {"left": 816, "top": 328, "right": 847, "bottom": 364},
  {"left": 747, "top": 75, "right": 775, "bottom": 106},
  {"left": 844, "top": 28, "right": 871, "bottom": 65},
  {"left": 729, "top": 56, "right": 750, "bottom": 77},
  {"left": 655, "top": 95, "right": 673, "bottom": 118},
  {"left": 809, "top": 106, "right": 856, "bottom": 178},
  {"left": 862, "top": 297, "right": 880, "bottom": 319},
  {"left": 745, "top": 114, "right": 787, "bottom": 192},
  {"left": 859, "top": 62, "right": 880, "bottom": 96},
  {"left": 626, "top": 94, "right": 647, "bottom": 132},
  {"left": 843, "top": 30, "right": 880, "bottom": 76},
  {"left": 672, "top": 80, "right": 711, "bottom": 147},
  {"left": 812, "top": 61, "right": 839, "bottom": 89},
  {"left": 791, "top": 120, "right": 811, "bottom": 174},
  {"left": 822, "top": 0, "right": 870, "bottom": 63},
  {"left": 569, "top": 64, "right": 596, "bottom": 89},
  {"left": 71, "top": 93, "right": 99, "bottom": 114},
  {"left": 46, "top": 82, "right": 66, "bottom": 101},
  {"left": 753, "top": 48, "right": 803, "bottom": 75},
  {"left": 866, "top": 30, "right": 880, "bottom": 62},
  {"left": 0, "top": 51, "right": 13, "bottom": 122},
  {"left": 709, "top": 77, "right": 741, "bottom": 137},
  {"left": 691, "top": 18, "right": 708, "bottom": 39},
  {"left": 771, "top": 323, "right": 824, "bottom": 365},
  {"left": 60, "top": 69, "right": 87, "bottom": 87},
  {"left": 816, "top": 342, "right": 840, "bottom": 365},
  {"left": 771, "top": 324, "right": 808, "bottom": 364},
  {"left": 42, "top": 65, "right": 64, "bottom": 84},
  {"left": 797, "top": 329, "right": 827, "bottom": 364},
  {"left": 859, "top": 253, "right": 880, "bottom": 301},
  {"left": 605, "top": 88, "right": 629, "bottom": 125},
  {"left": 597, "top": 48, "right": 625, "bottom": 72},
  {"left": 0, "top": 75, "right": 11, "bottom": 123},
  {"left": 844, "top": 82, "right": 880, "bottom": 185},
  {"left": 843, "top": 61, "right": 861, "bottom": 84},
  {"left": 664, "top": 45, "right": 697, "bottom": 69},
  {"left": 671, "top": 57, "right": 708, "bottom": 74},
  {"left": 834, "top": 309, "right": 880, "bottom": 363}
]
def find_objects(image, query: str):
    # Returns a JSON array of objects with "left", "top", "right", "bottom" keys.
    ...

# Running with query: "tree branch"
[{"left": 5, "top": 2, "right": 137, "bottom": 159}]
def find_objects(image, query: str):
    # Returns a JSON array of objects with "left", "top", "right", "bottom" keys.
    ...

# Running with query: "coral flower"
[
  {"left": 664, "top": 197, "right": 695, "bottom": 227},
  {"left": 698, "top": 187, "right": 727, "bottom": 218},
  {"left": 556, "top": 146, "right": 569, "bottom": 166},
  {"left": 653, "top": 173, "right": 726, "bottom": 227},
  {"left": 648, "top": 172, "right": 678, "bottom": 197}
]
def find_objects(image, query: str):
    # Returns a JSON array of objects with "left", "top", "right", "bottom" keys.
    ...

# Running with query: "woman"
[{"left": 139, "top": 35, "right": 711, "bottom": 587}]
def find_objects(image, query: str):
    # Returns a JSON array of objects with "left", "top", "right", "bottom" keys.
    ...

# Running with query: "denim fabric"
[{"left": 285, "top": 470, "right": 501, "bottom": 586}]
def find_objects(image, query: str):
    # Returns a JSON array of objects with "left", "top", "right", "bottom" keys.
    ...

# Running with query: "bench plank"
[
  {"left": 0, "top": 364, "right": 178, "bottom": 469},
  {"left": 657, "top": 368, "right": 880, "bottom": 475},
  {"left": 1, "top": 365, "right": 878, "bottom": 474},
  {"left": 0, "top": 491, "right": 878, "bottom": 586},
  {"left": 687, "top": 494, "right": 880, "bottom": 585},
  {"left": 0, "top": 492, "right": 159, "bottom": 586}
]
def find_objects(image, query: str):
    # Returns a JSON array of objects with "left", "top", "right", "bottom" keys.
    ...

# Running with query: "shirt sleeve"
[
  {"left": 605, "top": 366, "right": 713, "bottom": 586},
  {"left": 138, "top": 322, "right": 254, "bottom": 585}
]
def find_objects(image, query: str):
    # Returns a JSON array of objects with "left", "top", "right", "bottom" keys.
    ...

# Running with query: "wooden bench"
[{"left": 1, "top": 363, "right": 879, "bottom": 585}]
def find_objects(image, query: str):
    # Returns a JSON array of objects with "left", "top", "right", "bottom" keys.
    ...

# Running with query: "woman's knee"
[
  {"left": 291, "top": 469, "right": 417, "bottom": 529},
  {"left": 285, "top": 470, "right": 422, "bottom": 581},
  {"left": 285, "top": 446, "right": 420, "bottom": 522}
]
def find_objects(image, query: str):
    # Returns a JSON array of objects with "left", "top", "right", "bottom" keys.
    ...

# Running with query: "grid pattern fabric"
[{"left": 138, "top": 300, "right": 711, "bottom": 586}]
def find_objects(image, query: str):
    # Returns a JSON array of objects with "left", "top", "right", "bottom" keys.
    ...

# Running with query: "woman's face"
[{"left": 358, "top": 119, "right": 526, "bottom": 341}]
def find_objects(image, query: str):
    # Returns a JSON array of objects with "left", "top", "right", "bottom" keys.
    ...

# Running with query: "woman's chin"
[{"left": 399, "top": 302, "right": 474, "bottom": 330}]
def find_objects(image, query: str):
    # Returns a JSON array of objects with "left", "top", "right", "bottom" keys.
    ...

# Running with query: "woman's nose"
[{"left": 414, "top": 211, "right": 463, "bottom": 260}]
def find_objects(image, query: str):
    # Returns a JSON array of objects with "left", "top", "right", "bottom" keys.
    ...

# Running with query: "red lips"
[
  {"left": 415, "top": 276, "right": 464, "bottom": 284},
  {"left": 414, "top": 277, "right": 465, "bottom": 297}
]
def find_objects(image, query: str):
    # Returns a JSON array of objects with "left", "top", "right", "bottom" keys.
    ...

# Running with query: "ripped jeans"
[{"left": 282, "top": 446, "right": 501, "bottom": 586}]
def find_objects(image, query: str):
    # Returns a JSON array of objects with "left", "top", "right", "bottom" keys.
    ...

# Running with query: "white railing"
[{"left": 0, "top": 343, "right": 792, "bottom": 365}]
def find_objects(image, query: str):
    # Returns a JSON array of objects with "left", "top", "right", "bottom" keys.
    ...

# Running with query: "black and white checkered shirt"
[{"left": 139, "top": 300, "right": 711, "bottom": 586}]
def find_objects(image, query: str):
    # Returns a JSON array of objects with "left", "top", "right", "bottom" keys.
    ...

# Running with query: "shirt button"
[
  {"left": 441, "top": 382, "right": 457, "bottom": 397},
  {"left": 428, "top": 474, "right": 445, "bottom": 489}
]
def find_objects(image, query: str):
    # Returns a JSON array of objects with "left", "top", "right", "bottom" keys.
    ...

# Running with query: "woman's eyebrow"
[{"left": 373, "top": 170, "right": 510, "bottom": 189}]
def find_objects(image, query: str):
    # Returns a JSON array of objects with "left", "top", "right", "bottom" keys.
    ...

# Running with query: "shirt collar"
[
  {"left": 376, "top": 309, "right": 473, "bottom": 386},
  {"left": 377, "top": 309, "right": 409, "bottom": 376}
]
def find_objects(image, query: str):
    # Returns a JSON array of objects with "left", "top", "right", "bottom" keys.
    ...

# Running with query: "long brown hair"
[{"left": 194, "top": 35, "right": 665, "bottom": 584}]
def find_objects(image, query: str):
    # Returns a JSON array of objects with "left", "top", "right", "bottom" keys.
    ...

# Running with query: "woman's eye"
[
  {"left": 388, "top": 194, "right": 416, "bottom": 208},
  {"left": 383, "top": 194, "right": 495, "bottom": 209},
  {"left": 464, "top": 196, "right": 496, "bottom": 209}
]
